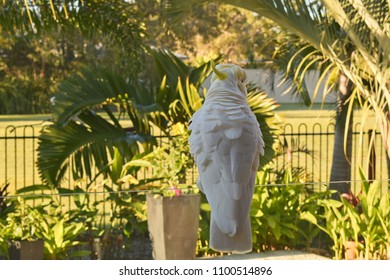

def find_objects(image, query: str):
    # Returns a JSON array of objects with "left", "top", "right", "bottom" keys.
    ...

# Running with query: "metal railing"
[
  {"left": 1, "top": 125, "right": 40, "bottom": 190},
  {"left": 275, "top": 122, "right": 388, "bottom": 192}
]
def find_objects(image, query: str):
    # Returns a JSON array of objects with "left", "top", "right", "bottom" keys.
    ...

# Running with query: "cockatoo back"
[{"left": 189, "top": 62, "right": 264, "bottom": 254}]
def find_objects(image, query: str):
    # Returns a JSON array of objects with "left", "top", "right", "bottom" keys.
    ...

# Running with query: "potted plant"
[
  {"left": 1, "top": 185, "right": 91, "bottom": 260},
  {"left": 1, "top": 197, "right": 45, "bottom": 260},
  {"left": 146, "top": 188, "right": 200, "bottom": 260},
  {"left": 0, "top": 182, "right": 11, "bottom": 258},
  {"left": 143, "top": 126, "right": 201, "bottom": 259}
]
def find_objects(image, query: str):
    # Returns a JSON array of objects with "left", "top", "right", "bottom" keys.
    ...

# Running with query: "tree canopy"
[{"left": 0, "top": 0, "right": 289, "bottom": 114}]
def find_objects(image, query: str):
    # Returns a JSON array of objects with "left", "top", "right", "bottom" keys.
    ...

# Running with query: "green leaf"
[
  {"left": 379, "top": 193, "right": 390, "bottom": 217},
  {"left": 300, "top": 211, "right": 317, "bottom": 224},
  {"left": 71, "top": 223, "right": 85, "bottom": 237},
  {"left": 200, "top": 203, "right": 211, "bottom": 212},
  {"left": 267, "top": 215, "right": 278, "bottom": 228},
  {"left": 272, "top": 225, "right": 281, "bottom": 240},
  {"left": 367, "top": 180, "right": 381, "bottom": 209},
  {"left": 123, "top": 159, "right": 153, "bottom": 170},
  {"left": 359, "top": 167, "right": 370, "bottom": 195},
  {"left": 52, "top": 221, "right": 64, "bottom": 248},
  {"left": 110, "top": 147, "right": 123, "bottom": 183},
  {"left": 15, "top": 184, "right": 53, "bottom": 195},
  {"left": 321, "top": 199, "right": 343, "bottom": 209}
]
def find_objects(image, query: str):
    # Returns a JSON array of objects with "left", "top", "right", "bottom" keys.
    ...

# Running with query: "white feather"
[{"left": 188, "top": 63, "right": 264, "bottom": 253}]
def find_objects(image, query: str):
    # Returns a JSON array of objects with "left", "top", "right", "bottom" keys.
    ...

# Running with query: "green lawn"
[
  {"left": 0, "top": 108, "right": 335, "bottom": 127},
  {"left": 0, "top": 114, "right": 52, "bottom": 129}
]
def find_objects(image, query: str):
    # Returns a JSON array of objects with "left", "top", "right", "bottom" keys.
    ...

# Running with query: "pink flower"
[
  {"left": 169, "top": 185, "right": 182, "bottom": 196},
  {"left": 341, "top": 191, "right": 360, "bottom": 206}
]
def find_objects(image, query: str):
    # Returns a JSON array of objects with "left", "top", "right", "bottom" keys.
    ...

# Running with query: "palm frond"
[
  {"left": 151, "top": 48, "right": 218, "bottom": 89},
  {"left": 170, "top": 77, "right": 205, "bottom": 125},
  {"left": 320, "top": 0, "right": 390, "bottom": 157},
  {"left": 37, "top": 111, "right": 155, "bottom": 186},
  {"left": 162, "top": 0, "right": 336, "bottom": 49},
  {"left": 247, "top": 83, "right": 283, "bottom": 167},
  {"left": 328, "top": 0, "right": 390, "bottom": 54},
  {"left": 53, "top": 65, "right": 165, "bottom": 134},
  {"left": 151, "top": 49, "right": 218, "bottom": 129},
  {"left": 54, "top": 66, "right": 134, "bottom": 126},
  {"left": 152, "top": 49, "right": 190, "bottom": 87}
]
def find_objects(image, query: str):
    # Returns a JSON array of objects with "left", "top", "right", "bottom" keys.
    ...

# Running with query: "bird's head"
[{"left": 211, "top": 62, "right": 247, "bottom": 95}]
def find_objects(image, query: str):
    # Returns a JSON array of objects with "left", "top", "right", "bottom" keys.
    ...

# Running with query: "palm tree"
[
  {"left": 162, "top": 0, "right": 390, "bottom": 195},
  {"left": 37, "top": 65, "right": 159, "bottom": 186}
]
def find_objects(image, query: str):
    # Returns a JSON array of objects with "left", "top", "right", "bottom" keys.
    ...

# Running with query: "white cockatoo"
[{"left": 188, "top": 63, "right": 264, "bottom": 254}]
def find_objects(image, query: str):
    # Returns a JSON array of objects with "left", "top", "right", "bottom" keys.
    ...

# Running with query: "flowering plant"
[
  {"left": 144, "top": 123, "right": 196, "bottom": 196},
  {"left": 168, "top": 185, "right": 183, "bottom": 197}
]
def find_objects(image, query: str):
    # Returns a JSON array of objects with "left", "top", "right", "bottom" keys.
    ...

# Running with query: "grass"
[{"left": 0, "top": 114, "right": 52, "bottom": 130}]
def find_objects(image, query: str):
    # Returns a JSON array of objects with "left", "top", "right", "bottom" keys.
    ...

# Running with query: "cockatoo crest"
[
  {"left": 188, "top": 62, "right": 264, "bottom": 254},
  {"left": 211, "top": 63, "right": 247, "bottom": 95}
]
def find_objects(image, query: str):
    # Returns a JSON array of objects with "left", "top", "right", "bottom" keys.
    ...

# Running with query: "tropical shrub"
[
  {"left": 0, "top": 185, "right": 96, "bottom": 259},
  {"left": 250, "top": 166, "right": 330, "bottom": 252},
  {"left": 311, "top": 171, "right": 390, "bottom": 260}
]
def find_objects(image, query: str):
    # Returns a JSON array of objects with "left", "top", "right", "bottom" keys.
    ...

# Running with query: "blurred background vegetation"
[{"left": 0, "top": 0, "right": 285, "bottom": 114}]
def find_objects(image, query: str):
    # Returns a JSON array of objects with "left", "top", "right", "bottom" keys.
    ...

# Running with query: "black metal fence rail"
[
  {"left": 1, "top": 123, "right": 388, "bottom": 193},
  {"left": 1, "top": 125, "right": 40, "bottom": 190},
  {"left": 275, "top": 122, "right": 388, "bottom": 192}
]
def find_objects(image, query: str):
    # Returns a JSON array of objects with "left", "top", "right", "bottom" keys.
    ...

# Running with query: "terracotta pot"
[{"left": 146, "top": 193, "right": 200, "bottom": 260}]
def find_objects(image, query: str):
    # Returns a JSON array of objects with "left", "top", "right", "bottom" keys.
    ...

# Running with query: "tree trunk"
[{"left": 329, "top": 73, "right": 353, "bottom": 197}]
